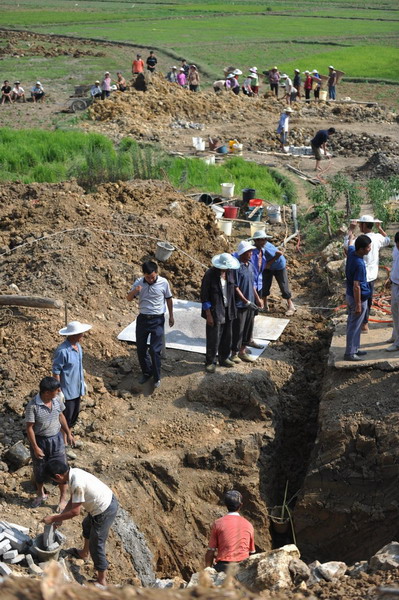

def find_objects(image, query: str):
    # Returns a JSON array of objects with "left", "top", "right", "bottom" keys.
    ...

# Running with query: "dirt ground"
[{"left": 1, "top": 29, "right": 399, "bottom": 600}]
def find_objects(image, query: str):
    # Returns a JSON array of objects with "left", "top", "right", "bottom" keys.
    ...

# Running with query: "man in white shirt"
[
  {"left": 345, "top": 215, "right": 390, "bottom": 332},
  {"left": 386, "top": 232, "right": 399, "bottom": 352},
  {"left": 43, "top": 460, "right": 118, "bottom": 586},
  {"left": 127, "top": 260, "right": 174, "bottom": 388}
]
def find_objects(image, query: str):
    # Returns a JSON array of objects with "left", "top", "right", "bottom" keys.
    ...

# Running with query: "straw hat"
[
  {"left": 59, "top": 321, "right": 92, "bottom": 336},
  {"left": 171, "top": 66, "right": 177, "bottom": 69},
  {"left": 14, "top": 81, "right": 20, "bottom": 85},
  {"left": 36, "top": 81, "right": 41, "bottom": 85},
  {"left": 304, "top": 70, "right": 310, "bottom": 74},
  {"left": 272, "top": 66, "right": 278, "bottom": 70},
  {"left": 249, "top": 67, "right": 258, "bottom": 73},
  {"left": 211, "top": 253, "right": 240, "bottom": 270},
  {"left": 329, "top": 65, "right": 334, "bottom": 69},
  {"left": 227, "top": 73, "right": 235, "bottom": 78},
  {"left": 95, "top": 80, "right": 100, "bottom": 84},
  {"left": 179, "top": 67, "right": 185, "bottom": 71},
  {"left": 312, "top": 69, "right": 318, "bottom": 74},
  {"left": 236, "top": 240, "right": 255, "bottom": 256},
  {"left": 250, "top": 230, "right": 273, "bottom": 240},
  {"left": 357, "top": 214, "right": 382, "bottom": 223},
  {"left": 294, "top": 68, "right": 300, "bottom": 73},
  {"left": 280, "top": 74, "right": 288, "bottom": 79},
  {"left": 284, "top": 107, "right": 294, "bottom": 113},
  {"left": 233, "top": 69, "right": 242, "bottom": 75}
]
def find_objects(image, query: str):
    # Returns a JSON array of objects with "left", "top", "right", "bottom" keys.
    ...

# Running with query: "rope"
[{"left": 0, "top": 227, "right": 208, "bottom": 268}]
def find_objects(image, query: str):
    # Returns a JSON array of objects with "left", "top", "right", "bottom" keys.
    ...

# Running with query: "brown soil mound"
[
  {"left": 358, "top": 151, "right": 399, "bottom": 177},
  {"left": 0, "top": 179, "right": 226, "bottom": 307}
]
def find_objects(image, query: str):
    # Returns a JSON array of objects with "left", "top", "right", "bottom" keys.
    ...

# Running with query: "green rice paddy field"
[{"left": 0, "top": 0, "right": 398, "bottom": 83}]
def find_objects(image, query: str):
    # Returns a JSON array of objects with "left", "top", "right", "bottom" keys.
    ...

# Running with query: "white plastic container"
[
  {"left": 211, "top": 204, "right": 224, "bottom": 219},
  {"left": 267, "top": 205, "right": 282, "bottom": 224},
  {"left": 221, "top": 183, "right": 235, "bottom": 198},
  {"left": 218, "top": 219, "right": 233, "bottom": 236},
  {"left": 192, "top": 136, "right": 200, "bottom": 147},
  {"left": 320, "top": 90, "right": 327, "bottom": 101},
  {"left": 250, "top": 221, "right": 266, "bottom": 237},
  {"left": 201, "top": 155, "right": 215, "bottom": 165},
  {"left": 196, "top": 140, "right": 206, "bottom": 151}
]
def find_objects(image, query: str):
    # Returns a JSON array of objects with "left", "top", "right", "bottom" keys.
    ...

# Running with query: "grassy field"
[
  {"left": 0, "top": 128, "right": 292, "bottom": 202},
  {"left": 1, "top": 0, "right": 398, "bottom": 83}
]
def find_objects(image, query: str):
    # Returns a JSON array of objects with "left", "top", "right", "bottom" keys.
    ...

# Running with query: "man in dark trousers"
[
  {"left": 344, "top": 231, "right": 372, "bottom": 361},
  {"left": 43, "top": 459, "right": 118, "bottom": 587},
  {"left": 146, "top": 51, "right": 158, "bottom": 72},
  {"left": 200, "top": 252, "right": 240, "bottom": 374},
  {"left": 127, "top": 260, "right": 174, "bottom": 388},
  {"left": 311, "top": 127, "right": 336, "bottom": 171},
  {"left": 205, "top": 490, "right": 255, "bottom": 572}
]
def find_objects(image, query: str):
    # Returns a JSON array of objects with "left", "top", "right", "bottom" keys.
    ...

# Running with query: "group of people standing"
[
  {"left": 200, "top": 231, "right": 295, "bottom": 373},
  {"left": 343, "top": 215, "right": 399, "bottom": 361}
]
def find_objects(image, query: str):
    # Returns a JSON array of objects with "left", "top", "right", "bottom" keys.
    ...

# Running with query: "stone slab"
[
  {"left": 2, "top": 549, "right": 18, "bottom": 560},
  {"left": 0, "top": 539, "right": 11, "bottom": 554},
  {"left": 0, "top": 562, "right": 12, "bottom": 576},
  {"left": 9, "top": 554, "right": 25, "bottom": 564},
  {"left": 329, "top": 322, "right": 399, "bottom": 370},
  {"left": 118, "top": 299, "right": 289, "bottom": 358}
]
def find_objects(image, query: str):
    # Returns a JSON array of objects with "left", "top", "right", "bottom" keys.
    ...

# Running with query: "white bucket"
[
  {"left": 192, "top": 136, "right": 200, "bottom": 147},
  {"left": 221, "top": 182, "right": 235, "bottom": 198},
  {"left": 155, "top": 241, "right": 175, "bottom": 262},
  {"left": 196, "top": 140, "right": 205, "bottom": 151},
  {"left": 267, "top": 205, "right": 282, "bottom": 224},
  {"left": 211, "top": 204, "right": 224, "bottom": 219},
  {"left": 218, "top": 219, "right": 233, "bottom": 236},
  {"left": 320, "top": 90, "right": 327, "bottom": 101},
  {"left": 232, "top": 143, "right": 243, "bottom": 154},
  {"left": 250, "top": 221, "right": 266, "bottom": 237},
  {"left": 202, "top": 155, "right": 215, "bottom": 165}
]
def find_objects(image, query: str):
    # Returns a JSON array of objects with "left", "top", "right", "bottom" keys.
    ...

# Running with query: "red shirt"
[
  {"left": 132, "top": 59, "right": 144, "bottom": 74},
  {"left": 209, "top": 513, "right": 255, "bottom": 562}
]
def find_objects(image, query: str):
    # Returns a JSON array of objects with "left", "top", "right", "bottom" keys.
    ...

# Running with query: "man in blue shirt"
[
  {"left": 231, "top": 241, "right": 263, "bottom": 363},
  {"left": 53, "top": 320, "right": 92, "bottom": 440},
  {"left": 311, "top": 127, "right": 335, "bottom": 171},
  {"left": 127, "top": 260, "right": 174, "bottom": 388},
  {"left": 345, "top": 233, "right": 372, "bottom": 361},
  {"left": 262, "top": 240, "right": 296, "bottom": 317}
]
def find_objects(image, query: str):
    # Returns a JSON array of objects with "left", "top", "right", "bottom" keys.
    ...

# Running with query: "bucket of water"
[
  {"left": 155, "top": 241, "right": 175, "bottom": 262},
  {"left": 221, "top": 183, "right": 235, "bottom": 198},
  {"left": 218, "top": 219, "right": 233, "bottom": 236},
  {"left": 223, "top": 205, "right": 239, "bottom": 219},
  {"left": 250, "top": 221, "right": 266, "bottom": 237},
  {"left": 320, "top": 90, "right": 327, "bottom": 101},
  {"left": 242, "top": 188, "right": 255, "bottom": 203},
  {"left": 267, "top": 205, "right": 282, "bottom": 224},
  {"left": 211, "top": 204, "right": 224, "bottom": 219}
]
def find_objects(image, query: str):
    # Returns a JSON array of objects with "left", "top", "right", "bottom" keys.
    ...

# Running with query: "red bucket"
[
  {"left": 223, "top": 205, "right": 239, "bottom": 219},
  {"left": 249, "top": 198, "right": 263, "bottom": 207}
]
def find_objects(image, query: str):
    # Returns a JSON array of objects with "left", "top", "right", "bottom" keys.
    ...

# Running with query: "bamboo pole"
[{"left": 0, "top": 295, "right": 63, "bottom": 309}]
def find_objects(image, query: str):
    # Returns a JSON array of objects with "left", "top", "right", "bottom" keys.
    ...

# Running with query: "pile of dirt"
[
  {"left": 256, "top": 128, "right": 399, "bottom": 158},
  {"left": 0, "top": 40, "right": 105, "bottom": 58},
  {"left": 0, "top": 179, "right": 225, "bottom": 307},
  {"left": 357, "top": 151, "right": 399, "bottom": 177},
  {"left": 87, "top": 74, "right": 285, "bottom": 138},
  {"left": 298, "top": 101, "right": 395, "bottom": 124}
]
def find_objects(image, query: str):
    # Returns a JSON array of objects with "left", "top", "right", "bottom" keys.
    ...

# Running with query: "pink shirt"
[
  {"left": 209, "top": 513, "right": 255, "bottom": 562},
  {"left": 102, "top": 76, "right": 111, "bottom": 91},
  {"left": 177, "top": 72, "right": 186, "bottom": 86}
]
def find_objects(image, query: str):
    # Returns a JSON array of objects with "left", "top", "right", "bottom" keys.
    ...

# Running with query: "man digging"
[{"left": 43, "top": 459, "right": 118, "bottom": 587}]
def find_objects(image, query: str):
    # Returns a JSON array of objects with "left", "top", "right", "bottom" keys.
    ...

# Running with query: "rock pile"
[
  {"left": 358, "top": 151, "right": 399, "bottom": 178},
  {"left": 0, "top": 521, "right": 31, "bottom": 575}
]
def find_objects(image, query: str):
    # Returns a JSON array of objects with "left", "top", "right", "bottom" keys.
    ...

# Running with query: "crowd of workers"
[{"left": 1, "top": 79, "right": 45, "bottom": 103}]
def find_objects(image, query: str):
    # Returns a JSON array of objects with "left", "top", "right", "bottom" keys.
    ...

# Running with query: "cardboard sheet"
[{"left": 118, "top": 300, "right": 289, "bottom": 358}]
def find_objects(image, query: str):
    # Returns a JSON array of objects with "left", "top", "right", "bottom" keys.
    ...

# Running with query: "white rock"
[
  {"left": 236, "top": 545, "right": 301, "bottom": 591},
  {"left": 317, "top": 561, "right": 347, "bottom": 581},
  {"left": 370, "top": 541, "right": 399, "bottom": 571},
  {"left": 187, "top": 567, "right": 226, "bottom": 587}
]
